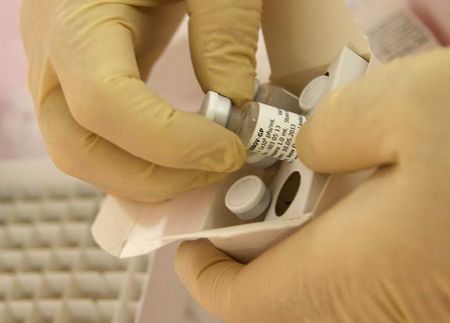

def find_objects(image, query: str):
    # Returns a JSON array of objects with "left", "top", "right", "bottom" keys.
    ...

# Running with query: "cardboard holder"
[
  {"left": 92, "top": 0, "right": 376, "bottom": 263},
  {"left": 92, "top": 52, "right": 374, "bottom": 263}
]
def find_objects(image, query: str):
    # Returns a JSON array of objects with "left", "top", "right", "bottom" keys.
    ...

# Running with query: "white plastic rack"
[{"left": 0, "top": 159, "right": 153, "bottom": 323}]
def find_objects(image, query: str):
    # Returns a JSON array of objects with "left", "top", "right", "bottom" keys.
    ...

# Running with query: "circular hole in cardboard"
[{"left": 275, "top": 172, "right": 301, "bottom": 217}]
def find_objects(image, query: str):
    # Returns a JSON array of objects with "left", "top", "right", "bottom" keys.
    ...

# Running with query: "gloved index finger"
[
  {"left": 50, "top": 2, "right": 246, "bottom": 173},
  {"left": 187, "top": 0, "right": 262, "bottom": 106}
]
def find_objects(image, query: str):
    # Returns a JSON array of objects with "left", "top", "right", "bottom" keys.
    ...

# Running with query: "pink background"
[
  {"left": 1, "top": 1, "right": 27, "bottom": 94},
  {"left": 0, "top": 1, "right": 47, "bottom": 159}
]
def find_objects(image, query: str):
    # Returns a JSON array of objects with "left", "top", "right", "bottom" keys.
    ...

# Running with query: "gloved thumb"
[{"left": 174, "top": 239, "right": 243, "bottom": 320}]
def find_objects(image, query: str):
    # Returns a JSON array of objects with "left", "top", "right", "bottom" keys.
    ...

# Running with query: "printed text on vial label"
[{"left": 247, "top": 104, "right": 306, "bottom": 162}]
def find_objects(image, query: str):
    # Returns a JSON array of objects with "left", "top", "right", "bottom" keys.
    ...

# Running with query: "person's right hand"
[
  {"left": 20, "top": 0, "right": 261, "bottom": 201},
  {"left": 174, "top": 48, "right": 450, "bottom": 322}
]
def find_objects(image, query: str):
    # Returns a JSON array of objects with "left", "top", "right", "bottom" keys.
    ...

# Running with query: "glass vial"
[
  {"left": 255, "top": 83, "right": 300, "bottom": 113},
  {"left": 299, "top": 75, "right": 329, "bottom": 114},
  {"left": 200, "top": 91, "right": 306, "bottom": 163}
]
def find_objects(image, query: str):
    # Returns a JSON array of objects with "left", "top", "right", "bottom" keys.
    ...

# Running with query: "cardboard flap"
[
  {"left": 206, "top": 216, "right": 311, "bottom": 263},
  {"left": 91, "top": 185, "right": 218, "bottom": 257},
  {"left": 121, "top": 214, "right": 312, "bottom": 263}
]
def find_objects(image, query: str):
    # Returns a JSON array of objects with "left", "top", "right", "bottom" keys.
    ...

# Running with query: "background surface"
[{"left": 0, "top": 1, "right": 45, "bottom": 159}]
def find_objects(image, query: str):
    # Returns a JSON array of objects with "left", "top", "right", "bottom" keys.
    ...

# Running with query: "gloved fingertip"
[
  {"left": 174, "top": 241, "right": 193, "bottom": 276},
  {"left": 229, "top": 138, "right": 247, "bottom": 170},
  {"left": 295, "top": 120, "right": 315, "bottom": 167},
  {"left": 231, "top": 94, "right": 253, "bottom": 108},
  {"left": 207, "top": 76, "right": 255, "bottom": 108},
  {"left": 208, "top": 135, "right": 246, "bottom": 173},
  {"left": 177, "top": 240, "right": 194, "bottom": 251},
  {"left": 228, "top": 82, "right": 256, "bottom": 107}
]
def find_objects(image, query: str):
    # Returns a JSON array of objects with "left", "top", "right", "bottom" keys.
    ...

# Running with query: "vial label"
[
  {"left": 367, "top": 9, "right": 439, "bottom": 62},
  {"left": 247, "top": 103, "right": 306, "bottom": 162}
]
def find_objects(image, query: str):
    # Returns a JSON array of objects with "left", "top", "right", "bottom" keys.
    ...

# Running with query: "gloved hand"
[
  {"left": 21, "top": 0, "right": 261, "bottom": 201},
  {"left": 175, "top": 48, "right": 450, "bottom": 322}
]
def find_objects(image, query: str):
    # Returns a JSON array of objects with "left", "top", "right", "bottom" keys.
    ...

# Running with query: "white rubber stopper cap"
[
  {"left": 299, "top": 75, "right": 329, "bottom": 113},
  {"left": 200, "top": 91, "right": 232, "bottom": 127},
  {"left": 225, "top": 175, "right": 270, "bottom": 220}
]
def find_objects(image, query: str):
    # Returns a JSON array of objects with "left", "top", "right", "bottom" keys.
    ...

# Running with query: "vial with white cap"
[
  {"left": 201, "top": 91, "right": 306, "bottom": 163},
  {"left": 299, "top": 74, "right": 329, "bottom": 114},
  {"left": 225, "top": 175, "right": 271, "bottom": 221},
  {"left": 299, "top": 47, "right": 369, "bottom": 114},
  {"left": 246, "top": 82, "right": 299, "bottom": 169},
  {"left": 246, "top": 151, "right": 279, "bottom": 169}
]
